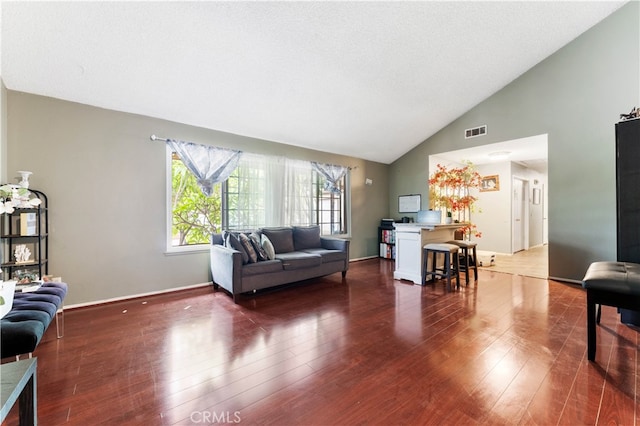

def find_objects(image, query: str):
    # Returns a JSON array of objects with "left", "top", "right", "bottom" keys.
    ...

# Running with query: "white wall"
[
  {"left": 473, "top": 162, "right": 512, "bottom": 253},
  {"left": 473, "top": 162, "right": 547, "bottom": 254}
]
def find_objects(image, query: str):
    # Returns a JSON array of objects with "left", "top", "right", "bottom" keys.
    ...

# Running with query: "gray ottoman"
[{"left": 581, "top": 261, "right": 640, "bottom": 361}]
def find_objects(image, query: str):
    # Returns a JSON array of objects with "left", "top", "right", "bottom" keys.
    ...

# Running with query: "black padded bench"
[
  {"left": 1, "top": 282, "right": 67, "bottom": 359},
  {"left": 581, "top": 262, "right": 640, "bottom": 361}
]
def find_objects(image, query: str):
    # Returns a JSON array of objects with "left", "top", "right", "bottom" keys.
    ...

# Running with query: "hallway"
[{"left": 479, "top": 244, "right": 548, "bottom": 279}]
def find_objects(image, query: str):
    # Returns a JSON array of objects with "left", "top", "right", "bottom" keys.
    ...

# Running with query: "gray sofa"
[{"left": 210, "top": 226, "right": 349, "bottom": 302}]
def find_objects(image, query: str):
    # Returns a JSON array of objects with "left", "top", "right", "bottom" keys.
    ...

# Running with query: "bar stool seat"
[
  {"left": 422, "top": 243, "right": 461, "bottom": 291},
  {"left": 447, "top": 240, "right": 478, "bottom": 284}
]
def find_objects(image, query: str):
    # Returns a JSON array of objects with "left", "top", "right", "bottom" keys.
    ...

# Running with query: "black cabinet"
[
  {"left": 616, "top": 118, "right": 640, "bottom": 324},
  {"left": 1, "top": 189, "right": 48, "bottom": 281}
]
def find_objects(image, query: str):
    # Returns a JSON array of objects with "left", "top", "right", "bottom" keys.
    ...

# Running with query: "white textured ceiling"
[{"left": 0, "top": 1, "right": 626, "bottom": 164}]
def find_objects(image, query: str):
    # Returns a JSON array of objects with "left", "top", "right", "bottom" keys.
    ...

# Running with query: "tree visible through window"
[
  {"left": 170, "top": 151, "right": 348, "bottom": 248},
  {"left": 171, "top": 154, "right": 222, "bottom": 246}
]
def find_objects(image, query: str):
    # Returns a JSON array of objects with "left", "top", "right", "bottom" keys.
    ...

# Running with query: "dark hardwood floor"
[{"left": 2, "top": 258, "right": 638, "bottom": 425}]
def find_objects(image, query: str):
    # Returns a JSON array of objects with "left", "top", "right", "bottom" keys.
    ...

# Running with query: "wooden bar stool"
[
  {"left": 422, "top": 243, "right": 461, "bottom": 291},
  {"left": 448, "top": 240, "right": 478, "bottom": 284}
]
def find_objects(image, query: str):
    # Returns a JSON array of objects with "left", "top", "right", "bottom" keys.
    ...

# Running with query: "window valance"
[{"left": 166, "top": 139, "right": 242, "bottom": 196}]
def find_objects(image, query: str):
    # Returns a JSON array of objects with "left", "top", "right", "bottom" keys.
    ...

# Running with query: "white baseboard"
[
  {"left": 350, "top": 255, "right": 380, "bottom": 262},
  {"left": 64, "top": 281, "right": 213, "bottom": 310},
  {"left": 66, "top": 257, "right": 378, "bottom": 310}
]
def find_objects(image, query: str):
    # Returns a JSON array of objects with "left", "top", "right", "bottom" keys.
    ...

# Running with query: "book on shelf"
[
  {"left": 20, "top": 212, "right": 37, "bottom": 236},
  {"left": 379, "top": 243, "right": 395, "bottom": 259},
  {"left": 380, "top": 229, "right": 395, "bottom": 244}
]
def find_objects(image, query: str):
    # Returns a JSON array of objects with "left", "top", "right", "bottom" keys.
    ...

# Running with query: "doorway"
[
  {"left": 512, "top": 177, "right": 529, "bottom": 253},
  {"left": 429, "top": 134, "right": 548, "bottom": 278}
]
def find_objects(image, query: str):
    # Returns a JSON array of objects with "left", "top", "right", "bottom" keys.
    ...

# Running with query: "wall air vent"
[{"left": 465, "top": 125, "right": 487, "bottom": 139}]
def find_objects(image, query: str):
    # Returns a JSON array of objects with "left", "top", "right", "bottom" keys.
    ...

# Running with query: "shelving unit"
[
  {"left": 1, "top": 189, "right": 48, "bottom": 281},
  {"left": 616, "top": 118, "right": 640, "bottom": 325},
  {"left": 379, "top": 224, "right": 396, "bottom": 260}
]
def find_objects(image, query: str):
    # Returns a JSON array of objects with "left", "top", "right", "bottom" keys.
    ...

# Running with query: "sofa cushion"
[
  {"left": 239, "top": 233, "right": 258, "bottom": 263},
  {"left": 224, "top": 231, "right": 249, "bottom": 264},
  {"left": 275, "top": 252, "right": 322, "bottom": 270},
  {"left": 1, "top": 282, "right": 68, "bottom": 359},
  {"left": 293, "top": 226, "right": 322, "bottom": 250},
  {"left": 261, "top": 234, "right": 276, "bottom": 260},
  {"left": 301, "top": 248, "right": 347, "bottom": 263},
  {"left": 242, "top": 260, "right": 283, "bottom": 276},
  {"left": 11, "top": 298, "right": 58, "bottom": 318},
  {"left": 36, "top": 282, "right": 68, "bottom": 300},
  {"left": 0, "top": 319, "right": 46, "bottom": 357},
  {"left": 261, "top": 227, "right": 295, "bottom": 254}
]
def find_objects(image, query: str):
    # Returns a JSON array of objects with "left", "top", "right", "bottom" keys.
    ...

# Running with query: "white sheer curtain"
[
  {"left": 230, "top": 154, "right": 314, "bottom": 228},
  {"left": 282, "top": 158, "right": 314, "bottom": 226},
  {"left": 232, "top": 153, "right": 267, "bottom": 228}
]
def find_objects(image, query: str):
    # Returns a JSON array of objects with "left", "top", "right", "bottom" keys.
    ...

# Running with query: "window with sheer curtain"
[{"left": 168, "top": 148, "right": 348, "bottom": 249}]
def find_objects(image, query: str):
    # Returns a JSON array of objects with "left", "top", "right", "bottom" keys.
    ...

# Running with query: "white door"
[{"left": 512, "top": 178, "right": 526, "bottom": 253}]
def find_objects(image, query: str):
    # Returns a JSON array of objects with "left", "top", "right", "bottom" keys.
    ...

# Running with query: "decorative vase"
[{"left": 17, "top": 171, "right": 32, "bottom": 189}]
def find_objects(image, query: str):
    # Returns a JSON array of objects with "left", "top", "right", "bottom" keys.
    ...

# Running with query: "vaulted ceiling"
[{"left": 0, "top": 1, "right": 626, "bottom": 164}]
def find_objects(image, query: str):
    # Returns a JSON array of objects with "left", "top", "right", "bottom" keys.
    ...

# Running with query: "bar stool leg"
[
  {"left": 453, "top": 250, "right": 460, "bottom": 289},
  {"left": 471, "top": 245, "right": 478, "bottom": 281},
  {"left": 444, "top": 252, "right": 452, "bottom": 292},
  {"left": 462, "top": 247, "right": 470, "bottom": 283},
  {"left": 431, "top": 251, "right": 437, "bottom": 281}
]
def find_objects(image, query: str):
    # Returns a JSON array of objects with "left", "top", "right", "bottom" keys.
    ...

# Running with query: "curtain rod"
[
  {"left": 149, "top": 134, "right": 168, "bottom": 142},
  {"left": 151, "top": 134, "right": 356, "bottom": 169}
]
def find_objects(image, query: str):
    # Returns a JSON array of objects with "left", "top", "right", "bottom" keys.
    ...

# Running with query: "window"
[
  {"left": 168, "top": 149, "right": 349, "bottom": 249},
  {"left": 314, "top": 171, "right": 346, "bottom": 235},
  {"left": 169, "top": 152, "right": 222, "bottom": 247}
]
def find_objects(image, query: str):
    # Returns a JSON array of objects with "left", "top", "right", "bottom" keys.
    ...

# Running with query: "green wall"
[
  {"left": 6, "top": 93, "right": 389, "bottom": 305},
  {"left": 389, "top": 2, "right": 639, "bottom": 282}
]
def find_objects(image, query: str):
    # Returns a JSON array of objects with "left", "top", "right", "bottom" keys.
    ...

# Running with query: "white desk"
[{"left": 393, "top": 223, "right": 460, "bottom": 284}]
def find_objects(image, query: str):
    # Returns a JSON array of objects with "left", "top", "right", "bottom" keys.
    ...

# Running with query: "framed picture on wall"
[
  {"left": 398, "top": 194, "right": 421, "bottom": 213},
  {"left": 480, "top": 175, "right": 499, "bottom": 192}
]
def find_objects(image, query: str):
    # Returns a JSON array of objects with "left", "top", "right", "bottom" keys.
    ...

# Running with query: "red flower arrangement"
[{"left": 428, "top": 161, "right": 482, "bottom": 239}]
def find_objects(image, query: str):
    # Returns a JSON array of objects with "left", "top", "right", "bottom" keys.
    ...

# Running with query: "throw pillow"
[
  {"left": 293, "top": 225, "right": 321, "bottom": 250},
  {"left": 211, "top": 233, "right": 224, "bottom": 245},
  {"left": 223, "top": 231, "right": 249, "bottom": 264},
  {"left": 261, "top": 234, "right": 276, "bottom": 260},
  {"left": 261, "top": 227, "right": 294, "bottom": 253},
  {"left": 239, "top": 233, "right": 258, "bottom": 263},
  {"left": 249, "top": 232, "right": 268, "bottom": 261}
]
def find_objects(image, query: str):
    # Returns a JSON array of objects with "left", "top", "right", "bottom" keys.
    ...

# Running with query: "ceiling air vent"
[{"left": 465, "top": 125, "right": 487, "bottom": 139}]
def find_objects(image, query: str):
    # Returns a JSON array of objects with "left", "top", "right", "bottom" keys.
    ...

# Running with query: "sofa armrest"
[
  {"left": 321, "top": 237, "right": 350, "bottom": 255},
  {"left": 210, "top": 244, "right": 243, "bottom": 295}
]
